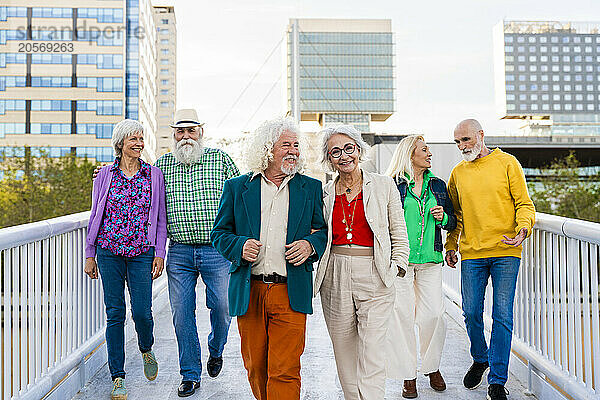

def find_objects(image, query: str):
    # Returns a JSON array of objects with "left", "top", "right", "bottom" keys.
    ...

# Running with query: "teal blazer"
[{"left": 210, "top": 173, "right": 328, "bottom": 316}]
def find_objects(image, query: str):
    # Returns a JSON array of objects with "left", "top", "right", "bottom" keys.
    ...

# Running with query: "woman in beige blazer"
[{"left": 314, "top": 124, "right": 410, "bottom": 400}]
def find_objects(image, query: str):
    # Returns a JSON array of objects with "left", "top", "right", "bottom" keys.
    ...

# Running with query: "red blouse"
[{"left": 332, "top": 191, "right": 374, "bottom": 247}]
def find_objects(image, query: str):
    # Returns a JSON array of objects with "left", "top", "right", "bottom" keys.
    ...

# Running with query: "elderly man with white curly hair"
[
  {"left": 154, "top": 109, "right": 240, "bottom": 397},
  {"left": 211, "top": 116, "right": 328, "bottom": 400}
]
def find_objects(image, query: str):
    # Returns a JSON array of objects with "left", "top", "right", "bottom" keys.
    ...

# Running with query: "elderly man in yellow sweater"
[{"left": 445, "top": 119, "right": 535, "bottom": 400}]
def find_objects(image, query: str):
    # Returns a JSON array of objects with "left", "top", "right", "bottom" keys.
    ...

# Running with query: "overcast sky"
[{"left": 155, "top": 0, "right": 599, "bottom": 142}]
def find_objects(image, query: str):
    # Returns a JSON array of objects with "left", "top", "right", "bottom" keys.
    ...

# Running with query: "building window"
[
  {"left": 160, "top": 89, "right": 169, "bottom": 95},
  {"left": 160, "top": 101, "right": 169, "bottom": 108},
  {"left": 161, "top": 18, "right": 169, "bottom": 24},
  {"left": 160, "top": 69, "right": 169, "bottom": 75},
  {"left": 161, "top": 49, "right": 169, "bottom": 55},
  {"left": 78, "top": 8, "right": 124, "bottom": 23},
  {"left": 161, "top": 79, "right": 169, "bottom": 85},
  {"left": 161, "top": 39, "right": 169, "bottom": 45},
  {"left": 160, "top": 59, "right": 169, "bottom": 65}
]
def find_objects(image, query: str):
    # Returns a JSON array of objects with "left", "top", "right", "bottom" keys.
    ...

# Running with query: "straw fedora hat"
[{"left": 170, "top": 109, "right": 205, "bottom": 128}]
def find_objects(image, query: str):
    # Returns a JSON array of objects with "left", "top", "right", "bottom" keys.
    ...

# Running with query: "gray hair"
[
  {"left": 111, "top": 119, "right": 145, "bottom": 158},
  {"left": 244, "top": 116, "right": 306, "bottom": 173},
  {"left": 320, "top": 124, "right": 370, "bottom": 172}
]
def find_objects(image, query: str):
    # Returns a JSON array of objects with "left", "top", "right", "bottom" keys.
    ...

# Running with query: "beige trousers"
[
  {"left": 387, "top": 262, "right": 447, "bottom": 380},
  {"left": 320, "top": 250, "right": 395, "bottom": 400}
]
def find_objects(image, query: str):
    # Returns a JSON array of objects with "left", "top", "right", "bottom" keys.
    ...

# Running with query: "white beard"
[
  {"left": 461, "top": 138, "right": 483, "bottom": 162},
  {"left": 281, "top": 155, "right": 298, "bottom": 175},
  {"left": 173, "top": 138, "right": 204, "bottom": 165}
]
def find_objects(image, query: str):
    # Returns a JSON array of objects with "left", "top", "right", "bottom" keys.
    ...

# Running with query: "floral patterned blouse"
[{"left": 97, "top": 158, "right": 152, "bottom": 257}]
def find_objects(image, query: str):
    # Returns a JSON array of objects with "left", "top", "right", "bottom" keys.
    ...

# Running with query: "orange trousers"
[{"left": 237, "top": 281, "right": 307, "bottom": 400}]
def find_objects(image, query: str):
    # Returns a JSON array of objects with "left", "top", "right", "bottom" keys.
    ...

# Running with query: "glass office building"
[
  {"left": 0, "top": 1, "right": 172, "bottom": 162},
  {"left": 494, "top": 20, "right": 600, "bottom": 136},
  {"left": 153, "top": 5, "right": 176, "bottom": 156},
  {"left": 287, "top": 19, "right": 395, "bottom": 132}
]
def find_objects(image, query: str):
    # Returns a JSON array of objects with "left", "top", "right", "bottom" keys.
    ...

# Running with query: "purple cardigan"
[{"left": 85, "top": 164, "right": 168, "bottom": 259}]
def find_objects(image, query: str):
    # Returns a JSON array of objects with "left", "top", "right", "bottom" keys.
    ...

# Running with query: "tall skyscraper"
[
  {"left": 153, "top": 5, "right": 176, "bottom": 156},
  {"left": 287, "top": 18, "right": 395, "bottom": 133},
  {"left": 493, "top": 20, "right": 600, "bottom": 136},
  {"left": 0, "top": 1, "right": 176, "bottom": 162}
]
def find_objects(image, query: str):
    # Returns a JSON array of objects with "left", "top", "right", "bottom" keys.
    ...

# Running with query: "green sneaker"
[
  {"left": 111, "top": 377, "right": 127, "bottom": 400},
  {"left": 142, "top": 350, "right": 158, "bottom": 381}
]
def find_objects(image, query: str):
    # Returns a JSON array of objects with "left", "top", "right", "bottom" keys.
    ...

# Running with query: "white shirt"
[{"left": 251, "top": 173, "right": 293, "bottom": 276}]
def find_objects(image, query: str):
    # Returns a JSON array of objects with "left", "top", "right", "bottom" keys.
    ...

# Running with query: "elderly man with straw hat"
[{"left": 155, "top": 109, "right": 240, "bottom": 397}]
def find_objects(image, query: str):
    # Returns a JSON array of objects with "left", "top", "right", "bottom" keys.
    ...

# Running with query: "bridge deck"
[{"left": 73, "top": 282, "right": 533, "bottom": 400}]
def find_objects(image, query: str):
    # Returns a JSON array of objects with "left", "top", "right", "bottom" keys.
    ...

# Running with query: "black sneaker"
[
  {"left": 207, "top": 355, "right": 223, "bottom": 378},
  {"left": 178, "top": 380, "right": 200, "bottom": 397},
  {"left": 487, "top": 384, "right": 509, "bottom": 400},
  {"left": 463, "top": 361, "right": 489, "bottom": 389}
]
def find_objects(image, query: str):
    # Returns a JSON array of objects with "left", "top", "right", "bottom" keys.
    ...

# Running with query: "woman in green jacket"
[{"left": 385, "top": 135, "right": 457, "bottom": 399}]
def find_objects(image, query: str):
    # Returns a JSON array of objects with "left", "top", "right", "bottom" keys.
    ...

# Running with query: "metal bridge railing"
[
  {"left": 0, "top": 212, "right": 167, "bottom": 400},
  {"left": 443, "top": 212, "right": 600, "bottom": 400}
]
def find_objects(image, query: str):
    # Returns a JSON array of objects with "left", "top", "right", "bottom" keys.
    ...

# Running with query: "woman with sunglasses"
[
  {"left": 314, "top": 125, "right": 409, "bottom": 400},
  {"left": 385, "top": 135, "right": 457, "bottom": 398}
]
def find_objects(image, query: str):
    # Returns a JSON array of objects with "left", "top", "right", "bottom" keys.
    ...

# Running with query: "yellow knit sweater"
[{"left": 445, "top": 148, "right": 536, "bottom": 260}]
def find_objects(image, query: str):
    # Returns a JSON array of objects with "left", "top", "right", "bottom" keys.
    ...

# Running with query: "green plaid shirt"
[{"left": 154, "top": 148, "right": 240, "bottom": 244}]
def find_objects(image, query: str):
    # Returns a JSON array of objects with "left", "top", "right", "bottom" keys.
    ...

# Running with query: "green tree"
[
  {"left": 0, "top": 148, "right": 98, "bottom": 228},
  {"left": 528, "top": 151, "right": 600, "bottom": 223}
]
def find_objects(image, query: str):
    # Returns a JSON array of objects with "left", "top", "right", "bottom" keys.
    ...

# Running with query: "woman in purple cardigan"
[{"left": 84, "top": 119, "right": 167, "bottom": 400}]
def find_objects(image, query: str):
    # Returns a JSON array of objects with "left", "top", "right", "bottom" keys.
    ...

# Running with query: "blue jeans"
[
  {"left": 461, "top": 256, "right": 520, "bottom": 385},
  {"left": 166, "top": 242, "right": 232, "bottom": 382},
  {"left": 97, "top": 247, "right": 155, "bottom": 380}
]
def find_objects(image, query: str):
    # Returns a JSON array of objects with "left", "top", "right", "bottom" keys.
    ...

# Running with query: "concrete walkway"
[{"left": 73, "top": 281, "right": 533, "bottom": 400}]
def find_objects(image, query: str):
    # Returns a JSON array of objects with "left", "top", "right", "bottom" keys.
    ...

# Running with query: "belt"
[
  {"left": 331, "top": 245, "right": 374, "bottom": 257},
  {"left": 251, "top": 273, "right": 287, "bottom": 284}
]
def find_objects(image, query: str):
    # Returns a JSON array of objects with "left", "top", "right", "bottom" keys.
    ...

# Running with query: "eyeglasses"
[{"left": 328, "top": 143, "right": 356, "bottom": 158}]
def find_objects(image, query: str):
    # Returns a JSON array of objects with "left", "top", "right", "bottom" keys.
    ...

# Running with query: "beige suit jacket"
[{"left": 314, "top": 170, "right": 410, "bottom": 295}]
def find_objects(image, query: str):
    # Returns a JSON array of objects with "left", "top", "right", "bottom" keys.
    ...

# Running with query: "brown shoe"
[
  {"left": 402, "top": 379, "right": 418, "bottom": 398},
  {"left": 426, "top": 370, "right": 446, "bottom": 392}
]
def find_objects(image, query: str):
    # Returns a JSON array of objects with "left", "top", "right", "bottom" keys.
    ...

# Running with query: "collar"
[
  {"left": 251, "top": 171, "right": 295, "bottom": 184},
  {"left": 111, "top": 157, "right": 150, "bottom": 177}
]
